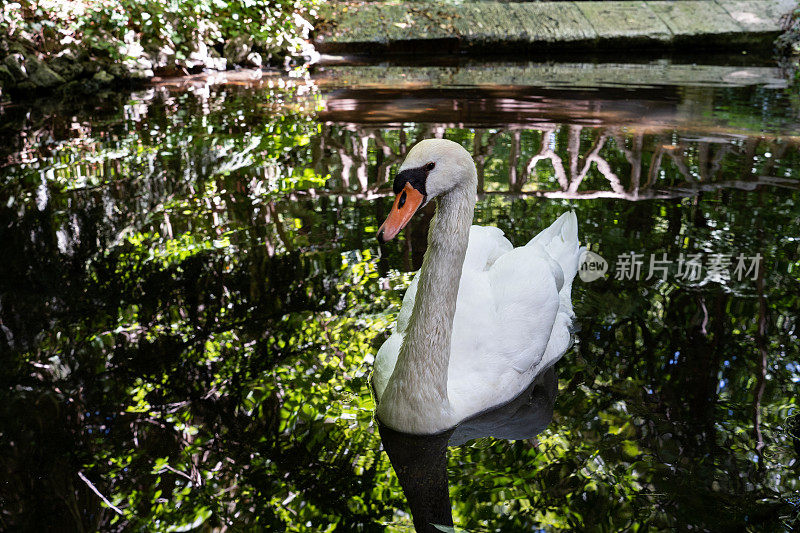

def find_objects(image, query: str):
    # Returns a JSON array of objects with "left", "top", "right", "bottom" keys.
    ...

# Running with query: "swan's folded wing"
[{"left": 487, "top": 244, "right": 562, "bottom": 374}]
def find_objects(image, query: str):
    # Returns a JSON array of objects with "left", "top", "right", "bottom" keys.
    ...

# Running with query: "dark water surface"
[{"left": 1, "top": 60, "right": 799, "bottom": 531}]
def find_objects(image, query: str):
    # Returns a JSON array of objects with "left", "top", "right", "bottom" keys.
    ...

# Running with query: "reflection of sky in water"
[{"left": 0, "top": 66, "right": 798, "bottom": 531}]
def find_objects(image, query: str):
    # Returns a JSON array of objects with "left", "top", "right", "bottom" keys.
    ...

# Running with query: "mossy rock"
[
  {"left": 0, "top": 65, "right": 14, "bottom": 88},
  {"left": 4, "top": 55, "right": 27, "bottom": 81},
  {"left": 49, "top": 55, "right": 85, "bottom": 80},
  {"left": 25, "top": 55, "right": 65, "bottom": 88},
  {"left": 108, "top": 63, "right": 126, "bottom": 79},
  {"left": 93, "top": 70, "right": 114, "bottom": 85},
  {"left": 81, "top": 59, "right": 101, "bottom": 75}
]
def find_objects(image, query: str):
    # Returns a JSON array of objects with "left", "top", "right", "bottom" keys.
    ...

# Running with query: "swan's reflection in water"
[{"left": 378, "top": 367, "right": 557, "bottom": 532}]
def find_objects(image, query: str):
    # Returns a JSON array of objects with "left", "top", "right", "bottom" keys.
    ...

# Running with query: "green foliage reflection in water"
[
  {"left": 0, "top": 84, "right": 799, "bottom": 531},
  {"left": 1, "top": 84, "right": 404, "bottom": 531}
]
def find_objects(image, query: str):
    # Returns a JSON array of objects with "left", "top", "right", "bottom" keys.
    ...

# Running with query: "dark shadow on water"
[{"left": 317, "top": 50, "right": 780, "bottom": 69}]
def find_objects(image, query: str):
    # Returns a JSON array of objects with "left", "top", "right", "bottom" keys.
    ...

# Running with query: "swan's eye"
[{"left": 424, "top": 162, "right": 435, "bottom": 172}]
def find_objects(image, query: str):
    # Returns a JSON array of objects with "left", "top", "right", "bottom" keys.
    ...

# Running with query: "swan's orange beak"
[{"left": 377, "top": 183, "right": 425, "bottom": 243}]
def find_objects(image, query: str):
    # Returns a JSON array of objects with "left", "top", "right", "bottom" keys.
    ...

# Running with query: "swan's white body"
[{"left": 372, "top": 139, "right": 582, "bottom": 435}]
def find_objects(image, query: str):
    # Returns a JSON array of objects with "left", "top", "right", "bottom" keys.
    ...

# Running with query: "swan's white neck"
[{"left": 376, "top": 183, "right": 475, "bottom": 434}]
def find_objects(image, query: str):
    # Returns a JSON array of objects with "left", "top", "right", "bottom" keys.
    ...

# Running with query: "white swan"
[{"left": 372, "top": 138, "right": 582, "bottom": 435}]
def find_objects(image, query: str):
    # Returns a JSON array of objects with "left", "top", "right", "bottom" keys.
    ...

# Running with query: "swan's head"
[{"left": 377, "top": 139, "right": 476, "bottom": 243}]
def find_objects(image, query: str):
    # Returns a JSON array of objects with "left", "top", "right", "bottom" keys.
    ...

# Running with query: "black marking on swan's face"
[{"left": 393, "top": 162, "right": 435, "bottom": 197}]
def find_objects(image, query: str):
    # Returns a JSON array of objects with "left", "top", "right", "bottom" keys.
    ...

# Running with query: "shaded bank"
[{"left": 0, "top": 0, "right": 317, "bottom": 100}]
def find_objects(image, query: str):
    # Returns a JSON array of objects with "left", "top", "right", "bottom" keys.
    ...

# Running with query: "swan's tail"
[{"left": 526, "top": 211, "right": 583, "bottom": 313}]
